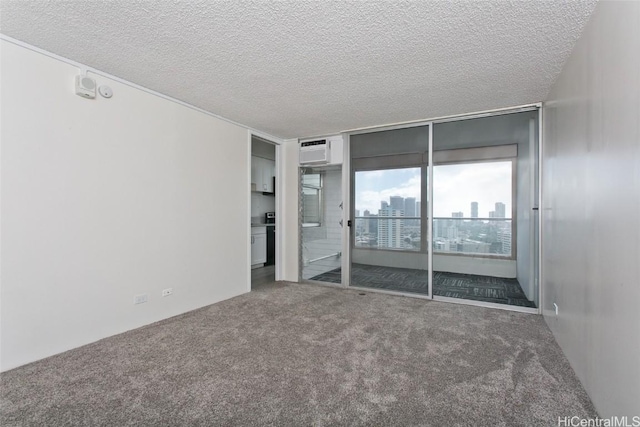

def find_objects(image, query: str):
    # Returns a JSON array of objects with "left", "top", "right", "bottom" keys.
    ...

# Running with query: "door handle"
[{"left": 347, "top": 220, "right": 352, "bottom": 227}]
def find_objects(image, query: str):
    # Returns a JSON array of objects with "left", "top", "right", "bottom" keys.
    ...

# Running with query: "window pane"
[
  {"left": 433, "top": 161, "right": 512, "bottom": 256},
  {"left": 302, "top": 173, "right": 321, "bottom": 188},
  {"left": 354, "top": 167, "right": 421, "bottom": 251},
  {"left": 302, "top": 173, "right": 322, "bottom": 225}
]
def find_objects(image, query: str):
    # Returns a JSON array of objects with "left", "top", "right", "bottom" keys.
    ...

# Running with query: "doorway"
[
  {"left": 301, "top": 165, "right": 344, "bottom": 283},
  {"left": 250, "top": 135, "right": 278, "bottom": 289}
]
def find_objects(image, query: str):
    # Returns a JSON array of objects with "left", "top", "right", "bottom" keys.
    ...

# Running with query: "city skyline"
[
  {"left": 357, "top": 195, "right": 509, "bottom": 220},
  {"left": 354, "top": 193, "right": 513, "bottom": 256},
  {"left": 355, "top": 161, "right": 512, "bottom": 217}
]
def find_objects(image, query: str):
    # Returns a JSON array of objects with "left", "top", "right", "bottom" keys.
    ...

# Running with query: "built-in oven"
[{"left": 265, "top": 212, "right": 275, "bottom": 224}]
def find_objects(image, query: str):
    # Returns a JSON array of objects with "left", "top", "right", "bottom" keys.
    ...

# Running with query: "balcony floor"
[{"left": 310, "top": 263, "right": 536, "bottom": 308}]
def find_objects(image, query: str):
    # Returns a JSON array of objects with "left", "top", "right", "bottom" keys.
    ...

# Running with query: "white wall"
[
  {"left": 280, "top": 139, "right": 300, "bottom": 281},
  {"left": 251, "top": 193, "right": 275, "bottom": 219},
  {"left": 542, "top": 1, "right": 640, "bottom": 417},
  {"left": 0, "top": 41, "right": 250, "bottom": 371}
]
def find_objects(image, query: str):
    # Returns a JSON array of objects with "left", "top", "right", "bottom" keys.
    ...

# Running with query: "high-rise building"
[
  {"left": 434, "top": 219, "right": 446, "bottom": 238},
  {"left": 368, "top": 214, "right": 378, "bottom": 236},
  {"left": 416, "top": 201, "right": 421, "bottom": 216},
  {"left": 404, "top": 197, "right": 417, "bottom": 227},
  {"left": 381, "top": 201, "right": 389, "bottom": 209},
  {"left": 495, "top": 202, "right": 506, "bottom": 218},
  {"left": 404, "top": 197, "right": 416, "bottom": 218},
  {"left": 354, "top": 209, "right": 363, "bottom": 233},
  {"left": 445, "top": 214, "right": 460, "bottom": 241},
  {"left": 471, "top": 202, "right": 478, "bottom": 218},
  {"left": 378, "top": 207, "right": 403, "bottom": 249},
  {"left": 498, "top": 226, "right": 512, "bottom": 255},
  {"left": 363, "top": 210, "right": 374, "bottom": 235},
  {"left": 390, "top": 196, "right": 404, "bottom": 212},
  {"left": 446, "top": 225, "right": 458, "bottom": 240}
]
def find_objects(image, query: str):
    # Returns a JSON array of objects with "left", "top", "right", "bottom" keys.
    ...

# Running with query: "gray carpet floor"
[
  {"left": 311, "top": 263, "right": 536, "bottom": 307},
  {"left": 1, "top": 281, "right": 595, "bottom": 426}
]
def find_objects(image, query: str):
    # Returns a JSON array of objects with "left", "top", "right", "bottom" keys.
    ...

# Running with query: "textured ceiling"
[{"left": 0, "top": 1, "right": 597, "bottom": 139}]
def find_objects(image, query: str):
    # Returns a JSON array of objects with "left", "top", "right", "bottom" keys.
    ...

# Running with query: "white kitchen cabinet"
[
  {"left": 251, "top": 226, "right": 267, "bottom": 265},
  {"left": 263, "top": 158, "right": 274, "bottom": 193},
  {"left": 251, "top": 157, "right": 260, "bottom": 191},
  {"left": 251, "top": 156, "right": 275, "bottom": 193}
]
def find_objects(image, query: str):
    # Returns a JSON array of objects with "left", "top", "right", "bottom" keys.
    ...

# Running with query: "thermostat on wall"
[{"left": 75, "top": 75, "right": 96, "bottom": 99}]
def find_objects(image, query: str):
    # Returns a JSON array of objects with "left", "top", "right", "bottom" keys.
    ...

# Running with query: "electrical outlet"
[
  {"left": 134, "top": 294, "right": 148, "bottom": 305},
  {"left": 162, "top": 288, "right": 173, "bottom": 297}
]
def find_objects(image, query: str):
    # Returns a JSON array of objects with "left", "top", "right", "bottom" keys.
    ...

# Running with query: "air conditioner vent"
[{"left": 299, "top": 139, "right": 330, "bottom": 165}]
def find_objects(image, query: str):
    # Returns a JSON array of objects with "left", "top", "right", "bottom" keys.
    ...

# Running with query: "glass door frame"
[
  {"left": 342, "top": 103, "right": 542, "bottom": 313},
  {"left": 344, "top": 122, "right": 434, "bottom": 299}
]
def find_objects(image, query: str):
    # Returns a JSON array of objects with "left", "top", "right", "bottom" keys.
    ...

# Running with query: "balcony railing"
[
  {"left": 354, "top": 216, "right": 422, "bottom": 251},
  {"left": 353, "top": 216, "right": 513, "bottom": 257},
  {"left": 433, "top": 217, "right": 512, "bottom": 257}
]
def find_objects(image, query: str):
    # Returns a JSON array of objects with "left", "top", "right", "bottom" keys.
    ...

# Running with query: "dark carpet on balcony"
[{"left": 310, "top": 263, "right": 536, "bottom": 308}]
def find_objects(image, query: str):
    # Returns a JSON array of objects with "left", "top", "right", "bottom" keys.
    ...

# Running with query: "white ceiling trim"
[{"left": 0, "top": 34, "right": 285, "bottom": 145}]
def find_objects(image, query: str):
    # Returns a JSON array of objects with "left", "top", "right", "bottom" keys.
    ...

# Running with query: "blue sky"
[{"left": 355, "top": 162, "right": 512, "bottom": 218}]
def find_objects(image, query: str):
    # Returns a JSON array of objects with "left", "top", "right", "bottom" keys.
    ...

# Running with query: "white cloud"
[
  {"left": 433, "top": 162, "right": 511, "bottom": 217},
  {"left": 356, "top": 173, "right": 421, "bottom": 213}
]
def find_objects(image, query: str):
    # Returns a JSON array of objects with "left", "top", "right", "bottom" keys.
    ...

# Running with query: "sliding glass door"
[
  {"left": 431, "top": 111, "right": 539, "bottom": 308},
  {"left": 344, "top": 109, "right": 540, "bottom": 310},
  {"left": 349, "top": 126, "right": 430, "bottom": 296}
]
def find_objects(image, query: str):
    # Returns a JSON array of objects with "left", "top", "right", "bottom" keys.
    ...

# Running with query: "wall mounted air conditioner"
[{"left": 299, "top": 139, "right": 330, "bottom": 165}]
